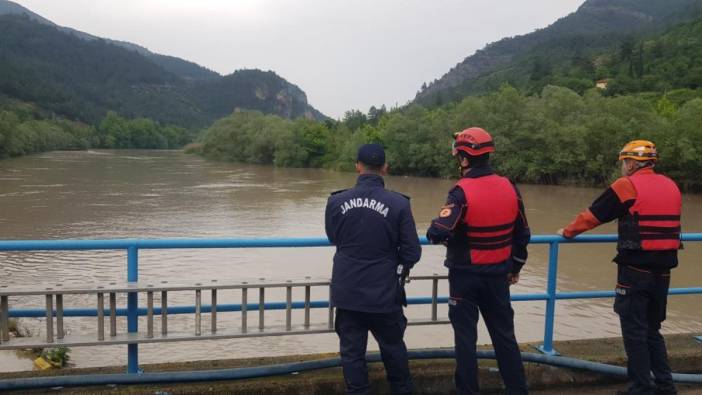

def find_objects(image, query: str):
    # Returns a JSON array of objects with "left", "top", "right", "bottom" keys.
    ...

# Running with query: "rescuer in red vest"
[
  {"left": 427, "top": 127, "right": 530, "bottom": 395},
  {"left": 558, "top": 140, "right": 681, "bottom": 395}
]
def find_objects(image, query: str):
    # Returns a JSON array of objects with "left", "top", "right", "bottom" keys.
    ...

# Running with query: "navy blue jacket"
[
  {"left": 325, "top": 174, "right": 422, "bottom": 313},
  {"left": 426, "top": 165, "right": 530, "bottom": 275}
]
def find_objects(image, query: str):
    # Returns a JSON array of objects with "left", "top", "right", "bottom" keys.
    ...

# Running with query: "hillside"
[
  {"left": 0, "top": 3, "right": 326, "bottom": 128},
  {"left": 187, "top": 70, "right": 328, "bottom": 121},
  {"left": 415, "top": 0, "right": 702, "bottom": 105},
  {"left": 0, "top": 0, "right": 218, "bottom": 81},
  {"left": 595, "top": 17, "right": 702, "bottom": 96}
]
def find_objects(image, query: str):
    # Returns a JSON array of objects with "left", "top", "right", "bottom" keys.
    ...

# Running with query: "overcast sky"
[{"left": 14, "top": 0, "right": 586, "bottom": 118}]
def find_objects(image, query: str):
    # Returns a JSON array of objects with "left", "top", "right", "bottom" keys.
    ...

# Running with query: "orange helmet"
[
  {"left": 618, "top": 140, "right": 658, "bottom": 161},
  {"left": 452, "top": 127, "right": 495, "bottom": 156}
]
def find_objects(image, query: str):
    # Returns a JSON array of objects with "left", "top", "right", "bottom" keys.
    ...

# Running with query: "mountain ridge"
[
  {"left": 415, "top": 0, "right": 702, "bottom": 105},
  {"left": 0, "top": 1, "right": 327, "bottom": 126},
  {"left": 0, "top": 0, "right": 220, "bottom": 81}
]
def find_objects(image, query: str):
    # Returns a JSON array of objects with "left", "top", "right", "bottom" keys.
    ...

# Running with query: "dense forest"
[
  {"left": 506, "top": 17, "right": 702, "bottom": 98},
  {"left": 0, "top": 99, "right": 193, "bottom": 158},
  {"left": 196, "top": 85, "right": 702, "bottom": 191},
  {"left": 0, "top": 100, "right": 94, "bottom": 158},
  {"left": 415, "top": 0, "right": 702, "bottom": 106},
  {"left": 598, "top": 18, "right": 702, "bottom": 96}
]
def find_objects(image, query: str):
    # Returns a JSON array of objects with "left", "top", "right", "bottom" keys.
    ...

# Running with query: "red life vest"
[
  {"left": 456, "top": 175, "right": 518, "bottom": 265},
  {"left": 617, "top": 171, "right": 681, "bottom": 251}
]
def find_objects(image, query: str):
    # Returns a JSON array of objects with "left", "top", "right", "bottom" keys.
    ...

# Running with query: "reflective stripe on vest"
[
  {"left": 456, "top": 175, "right": 518, "bottom": 265},
  {"left": 617, "top": 172, "right": 682, "bottom": 251}
]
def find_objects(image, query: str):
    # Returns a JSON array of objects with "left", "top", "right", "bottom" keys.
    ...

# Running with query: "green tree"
[{"left": 342, "top": 110, "right": 367, "bottom": 131}]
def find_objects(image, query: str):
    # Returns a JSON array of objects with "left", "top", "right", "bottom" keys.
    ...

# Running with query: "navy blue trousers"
[
  {"left": 615, "top": 265, "right": 676, "bottom": 395},
  {"left": 334, "top": 308, "right": 413, "bottom": 394},
  {"left": 448, "top": 271, "right": 527, "bottom": 395}
]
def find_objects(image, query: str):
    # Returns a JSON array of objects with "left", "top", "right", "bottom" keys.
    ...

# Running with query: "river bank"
[
  {"left": 1, "top": 334, "right": 701, "bottom": 393},
  {"left": 196, "top": 91, "right": 702, "bottom": 192}
]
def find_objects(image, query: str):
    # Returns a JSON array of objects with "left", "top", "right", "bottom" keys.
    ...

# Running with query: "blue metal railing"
[{"left": 1, "top": 234, "right": 702, "bottom": 372}]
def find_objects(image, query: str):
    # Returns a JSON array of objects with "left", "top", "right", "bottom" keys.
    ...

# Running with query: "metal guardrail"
[
  {"left": 0, "top": 276, "right": 449, "bottom": 349},
  {"left": 1, "top": 234, "right": 701, "bottom": 375}
]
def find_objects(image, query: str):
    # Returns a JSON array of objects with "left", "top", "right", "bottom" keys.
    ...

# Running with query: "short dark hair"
[
  {"left": 458, "top": 152, "right": 490, "bottom": 167},
  {"left": 359, "top": 161, "right": 384, "bottom": 173}
]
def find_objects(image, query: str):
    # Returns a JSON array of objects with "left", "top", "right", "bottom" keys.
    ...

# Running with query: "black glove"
[{"left": 396, "top": 264, "right": 411, "bottom": 307}]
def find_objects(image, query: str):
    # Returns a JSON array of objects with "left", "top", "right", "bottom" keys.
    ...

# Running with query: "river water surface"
[{"left": 1, "top": 150, "right": 701, "bottom": 371}]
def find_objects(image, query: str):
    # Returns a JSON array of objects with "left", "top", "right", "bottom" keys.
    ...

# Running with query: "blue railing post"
[
  {"left": 537, "top": 240, "right": 560, "bottom": 356},
  {"left": 127, "top": 245, "right": 139, "bottom": 374}
]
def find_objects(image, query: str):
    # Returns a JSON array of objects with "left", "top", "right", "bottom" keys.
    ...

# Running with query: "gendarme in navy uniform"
[{"left": 325, "top": 143, "right": 421, "bottom": 395}]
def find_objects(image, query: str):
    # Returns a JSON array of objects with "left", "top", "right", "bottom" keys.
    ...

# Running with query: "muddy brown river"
[{"left": 1, "top": 150, "right": 700, "bottom": 371}]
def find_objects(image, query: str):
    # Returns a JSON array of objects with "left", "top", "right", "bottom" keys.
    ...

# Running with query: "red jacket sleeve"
[{"left": 562, "top": 177, "right": 635, "bottom": 238}]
